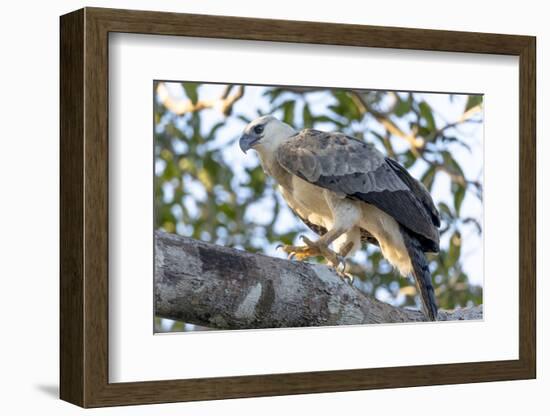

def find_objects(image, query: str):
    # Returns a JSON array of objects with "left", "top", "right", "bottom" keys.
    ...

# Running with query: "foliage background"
[{"left": 153, "top": 81, "right": 484, "bottom": 332}]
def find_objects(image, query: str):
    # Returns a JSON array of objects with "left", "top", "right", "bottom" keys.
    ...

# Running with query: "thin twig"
[{"left": 156, "top": 82, "right": 246, "bottom": 116}]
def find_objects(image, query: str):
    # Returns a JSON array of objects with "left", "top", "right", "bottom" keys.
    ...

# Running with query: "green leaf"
[
  {"left": 447, "top": 231, "right": 462, "bottom": 267},
  {"left": 465, "top": 95, "right": 483, "bottom": 111},
  {"left": 394, "top": 97, "right": 411, "bottom": 117},
  {"left": 402, "top": 150, "right": 416, "bottom": 169},
  {"left": 236, "top": 114, "right": 252, "bottom": 124},
  {"left": 182, "top": 83, "right": 199, "bottom": 104},
  {"left": 206, "top": 122, "right": 225, "bottom": 141},
  {"left": 263, "top": 88, "right": 285, "bottom": 103},
  {"left": 303, "top": 103, "right": 313, "bottom": 128},
  {"left": 282, "top": 101, "right": 296, "bottom": 126},
  {"left": 453, "top": 184, "right": 466, "bottom": 215},
  {"left": 438, "top": 202, "right": 453, "bottom": 219},
  {"left": 420, "top": 165, "right": 437, "bottom": 191},
  {"left": 330, "top": 91, "right": 361, "bottom": 120},
  {"left": 442, "top": 151, "right": 465, "bottom": 178},
  {"left": 419, "top": 101, "right": 436, "bottom": 131}
]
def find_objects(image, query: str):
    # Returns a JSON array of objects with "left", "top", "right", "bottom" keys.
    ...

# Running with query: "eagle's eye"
[{"left": 254, "top": 125, "right": 264, "bottom": 135}]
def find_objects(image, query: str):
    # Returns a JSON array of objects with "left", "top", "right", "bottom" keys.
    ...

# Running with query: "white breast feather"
[{"left": 360, "top": 205, "right": 412, "bottom": 276}]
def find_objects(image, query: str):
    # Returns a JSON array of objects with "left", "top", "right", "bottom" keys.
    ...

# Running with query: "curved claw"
[
  {"left": 336, "top": 255, "right": 346, "bottom": 273},
  {"left": 334, "top": 267, "right": 354, "bottom": 285},
  {"left": 343, "top": 273, "right": 354, "bottom": 285},
  {"left": 288, "top": 252, "right": 296, "bottom": 260},
  {"left": 275, "top": 244, "right": 283, "bottom": 251}
]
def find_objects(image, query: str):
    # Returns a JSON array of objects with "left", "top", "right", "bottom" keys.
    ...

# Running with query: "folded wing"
[{"left": 276, "top": 129, "right": 440, "bottom": 252}]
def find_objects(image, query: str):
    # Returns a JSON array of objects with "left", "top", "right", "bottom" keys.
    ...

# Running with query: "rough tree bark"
[{"left": 155, "top": 231, "right": 482, "bottom": 329}]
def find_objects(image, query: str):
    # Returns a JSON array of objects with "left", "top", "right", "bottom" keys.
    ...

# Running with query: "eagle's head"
[{"left": 239, "top": 115, "right": 296, "bottom": 154}]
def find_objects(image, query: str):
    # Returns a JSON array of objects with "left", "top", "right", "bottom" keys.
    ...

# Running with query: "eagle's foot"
[
  {"left": 276, "top": 239, "right": 321, "bottom": 261},
  {"left": 299, "top": 236, "right": 347, "bottom": 272},
  {"left": 277, "top": 237, "right": 352, "bottom": 284},
  {"left": 326, "top": 255, "right": 353, "bottom": 284}
]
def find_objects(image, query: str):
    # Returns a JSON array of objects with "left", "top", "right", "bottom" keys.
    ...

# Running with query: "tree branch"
[
  {"left": 155, "top": 231, "right": 482, "bottom": 329},
  {"left": 156, "top": 82, "right": 245, "bottom": 116}
]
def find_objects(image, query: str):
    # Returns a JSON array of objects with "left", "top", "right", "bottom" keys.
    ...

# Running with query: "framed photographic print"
[{"left": 60, "top": 7, "right": 536, "bottom": 408}]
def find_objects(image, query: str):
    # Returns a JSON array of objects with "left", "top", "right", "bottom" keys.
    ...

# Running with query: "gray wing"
[{"left": 277, "top": 129, "right": 440, "bottom": 252}]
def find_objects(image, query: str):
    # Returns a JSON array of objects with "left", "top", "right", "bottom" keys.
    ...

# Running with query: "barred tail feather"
[{"left": 401, "top": 227, "right": 438, "bottom": 321}]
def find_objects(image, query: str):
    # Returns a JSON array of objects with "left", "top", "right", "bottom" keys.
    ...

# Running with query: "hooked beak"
[{"left": 239, "top": 133, "right": 260, "bottom": 154}]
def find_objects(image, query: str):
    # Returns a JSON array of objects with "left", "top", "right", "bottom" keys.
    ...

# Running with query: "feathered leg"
[
  {"left": 331, "top": 227, "right": 362, "bottom": 281},
  {"left": 279, "top": 193, "right": 361, "bottom": 280}
]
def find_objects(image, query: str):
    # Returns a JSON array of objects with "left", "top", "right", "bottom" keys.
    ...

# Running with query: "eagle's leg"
[
  {"left": 279, "top": 193, "right": 361, "bottom": 281},
  {"left": 293, "top": 226, "right": 358, "bottom": 278},
  {"left": 331, "top": 228, "right": 362, "bottom": 282},
  {"left": 336, "top": 242, "right": 355, "bottom": 279}
]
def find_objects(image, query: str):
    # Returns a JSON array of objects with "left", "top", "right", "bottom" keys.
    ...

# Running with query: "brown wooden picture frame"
[{"left": 60, "top": 7, "right": 536, "bottom": 408}]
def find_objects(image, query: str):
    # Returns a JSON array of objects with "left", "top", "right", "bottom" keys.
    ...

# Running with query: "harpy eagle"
[{"left": 239, "top": 115, "right": 440, "bottom": 320}]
